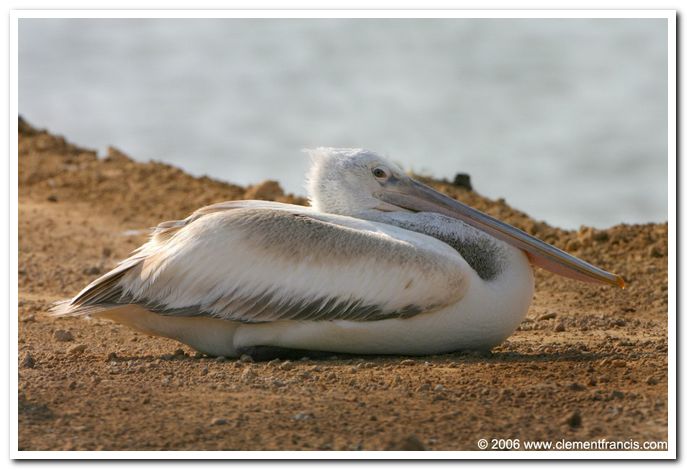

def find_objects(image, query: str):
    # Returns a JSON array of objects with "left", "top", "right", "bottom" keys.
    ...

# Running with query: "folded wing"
[{"left": 56, "top": 201, "right": 468, "bottom": 323}]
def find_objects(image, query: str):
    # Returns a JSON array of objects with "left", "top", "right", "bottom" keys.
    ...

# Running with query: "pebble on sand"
[
  {"left": 386, "top": 434, "right": 427, "bottom": 451},
  {"left": 648, "top": 244, "right": 663, "bottom": 258},
  {"left": 53, "top": 330, "right": 74, "bottom": 342},
  {"left": 83, "top": 265, "right": 102, "bottom": 276},
  {"left": 239, "top": 354, "right": 254, "bottom": 363},
  {"left": 21, "top": 353, "right": 35, "bottom": 368},
  {"left": 538, "top": 312, "right": 557, "bottom": 321},
  {"left": 241, "top": 368, "right": 257, "bottom": 382},
  {"left": 452, "top": 173, "right": 472, "bottom": 190},
  {"left": 292, "top": 412, "right": 314, "bottom": 421},
  {"left": 565, "top": 410, "right": 582, "bottom": 428},
  {"left": 565, "top": 239, "right": 581, "bottom": 251},
  {"left": 68, "top": 344, "right": 87, "bottom": 355}
]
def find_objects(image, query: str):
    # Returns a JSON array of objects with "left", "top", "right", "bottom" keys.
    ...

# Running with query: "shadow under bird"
[{"left": 53, "top": 148, "right": 624, "bottom": 360}]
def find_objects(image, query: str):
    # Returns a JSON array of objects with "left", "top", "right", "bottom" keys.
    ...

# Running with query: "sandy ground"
[{"left": 17, "top": 117, "right": 669, "bottom": 452}]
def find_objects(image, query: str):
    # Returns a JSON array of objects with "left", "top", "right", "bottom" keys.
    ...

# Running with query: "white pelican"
[{"left": 54, "top": 148, "right": 624, "bottom": 360}]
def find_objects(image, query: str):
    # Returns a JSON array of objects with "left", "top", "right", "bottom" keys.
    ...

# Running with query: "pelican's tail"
[
  {"left": 49, "top": 298, "right": 129, "bottom": 317},
  {"left": 49, "top": 213, "right": 187, "bottom": 319},
  {"left": 49, "top": 201, "right": 254, "bottom": 319},
  {"left": 49, "top": 255, "right": 144, "bottom": 318},
  {"left": 49, "top": 299, "right": 74, "bottom": 316}
]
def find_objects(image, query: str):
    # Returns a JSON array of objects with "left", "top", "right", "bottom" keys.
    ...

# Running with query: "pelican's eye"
[{"left": 372, "top": 167, "right": 388, "bottom": 179}]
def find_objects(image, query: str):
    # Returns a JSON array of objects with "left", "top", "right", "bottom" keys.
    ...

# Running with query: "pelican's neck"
[{"left": 357, "top": 210, "right": 512, "bottom": 282}]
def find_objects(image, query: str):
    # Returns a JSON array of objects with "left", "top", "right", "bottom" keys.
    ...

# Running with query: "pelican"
[{"left": 53, "top": 148, "right": 624, "bottom": 360}]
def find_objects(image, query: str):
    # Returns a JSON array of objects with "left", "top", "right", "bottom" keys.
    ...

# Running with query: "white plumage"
[{"left": 54, "top": 148, "right": 622, "bottom": 358}]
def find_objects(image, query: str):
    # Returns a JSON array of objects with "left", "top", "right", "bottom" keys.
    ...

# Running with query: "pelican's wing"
[{"left": 57, "top": 202, "right": 468, "bottom": 323}]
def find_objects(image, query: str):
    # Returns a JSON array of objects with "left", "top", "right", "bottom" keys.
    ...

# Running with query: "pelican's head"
[
  {"left": 305, "top": 147, "right": 409, "bottom": 216},
  {"left": 304, "top": 147, "right": 624, "bottom": 289}
]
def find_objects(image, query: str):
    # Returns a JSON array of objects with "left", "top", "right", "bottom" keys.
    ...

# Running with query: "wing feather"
[{"left": 55, "top": 202, "right": 469, "bottom": 323}]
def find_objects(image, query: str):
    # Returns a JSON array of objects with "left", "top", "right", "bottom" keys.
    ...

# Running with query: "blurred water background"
[{"left": 19, "top": 18, "right": 668, "bottom": 229}]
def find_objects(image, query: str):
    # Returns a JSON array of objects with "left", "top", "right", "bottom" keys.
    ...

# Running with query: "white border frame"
[{"left": 10, "top": 9, "right": 676, "bottom": 460}]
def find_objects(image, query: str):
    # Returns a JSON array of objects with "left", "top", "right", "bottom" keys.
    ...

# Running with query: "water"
[{"left": 19, "top": 18, "right": 668, "bottom": 229}]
